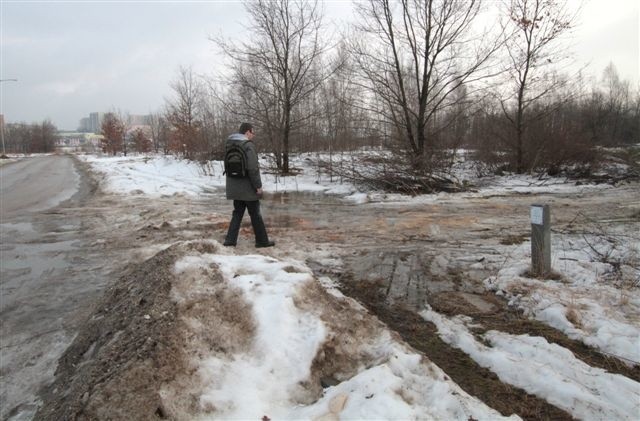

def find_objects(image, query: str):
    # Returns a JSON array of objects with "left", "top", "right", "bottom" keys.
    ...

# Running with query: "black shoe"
[
  {"left": 223, "top": 241, "right": 236, "bottom": 247},
  {"left": 255, "top": 241, "right": 275, "bottom": 248}
]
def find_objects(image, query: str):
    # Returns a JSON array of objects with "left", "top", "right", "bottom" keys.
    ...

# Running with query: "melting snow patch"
[
  {"left": 171, "top": 252, "right": 518, "bottom": 420},
  {"left": 421, "top": 306, "right": 640, "bottom": 420},
  {"left": 483, "top": 237, "right": 640, "bottom": 366}
]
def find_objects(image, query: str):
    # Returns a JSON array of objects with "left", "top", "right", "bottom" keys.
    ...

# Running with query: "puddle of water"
[
  {"left": 264, "top": 192, "right": 355, "bottom": 229},
  {"left": 265, "top": 191, "right": 348, "bottom": 205}
]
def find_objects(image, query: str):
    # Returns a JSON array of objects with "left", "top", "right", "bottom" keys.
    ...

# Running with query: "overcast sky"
[{"left": 1, "top": 0, "right": 638, "bottom": 131}]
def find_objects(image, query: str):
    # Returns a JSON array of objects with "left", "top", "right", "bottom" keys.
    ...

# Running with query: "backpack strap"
[{"left": 226, "top": 139, "right": 249, "bottom": 153}]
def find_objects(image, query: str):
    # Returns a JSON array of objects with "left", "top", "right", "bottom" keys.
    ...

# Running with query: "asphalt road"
[
  {"left": 0, "top": 155, "right": 96, "bottom": 420},
  {"left": 0, "top": 155, "right": 80, "bottom": 219}
]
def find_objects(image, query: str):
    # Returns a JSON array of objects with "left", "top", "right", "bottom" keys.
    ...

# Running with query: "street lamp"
[{"left": 1, "top": 79, "right": 19, "bottom": 156}]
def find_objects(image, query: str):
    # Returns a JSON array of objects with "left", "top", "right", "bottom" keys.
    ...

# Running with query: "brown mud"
[
  {"left": 429, "top": 290, "right": 640, "bottom": 382},
  {"left": 35, "top": 244, "right": 189, "bottom": 420},
  {"left": 337, "top": 275, "right": 575, "bottom": 421}
]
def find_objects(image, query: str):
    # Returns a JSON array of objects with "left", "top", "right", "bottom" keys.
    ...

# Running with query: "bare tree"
[
  {"left": 31, "top": 120, "right": 58, "bottom": 153},
  {"left": 199, "top": 82, "right": 235, "bottom": 160},
  {"left": 499, "top": 0, "right": 577, "bottom": 172},
  {"left": 165, "top": 66, "right": 205, "bottom": 159},
  {"left": 4, "top": 121, "right": 58, "bottom": 154},
  {"left": 350, "top": 0, "right": 503, "bottom": 167},
  {"left": 101, "top": 112, "right": 125, "bottom": 156},
  {"left": 599, "top": 63, "right": 634, "bottom": 145},
  {"left": 3, "top": 123, "right": 29, "bottom": 154},
  {"left": 213, "top": 0, "right": 333, "bottom": 174},
  {"left": 317, "top": 44, "right": 372, "bottom": 177},
  {"left": 120, "top": 111, "right": 132, "bottom": 156},
  {"left": 131, "top": 127, "right": 152, "bottom": 153},
  {"left": 148, "top": 112, "right": 171, "bottom": 154}
]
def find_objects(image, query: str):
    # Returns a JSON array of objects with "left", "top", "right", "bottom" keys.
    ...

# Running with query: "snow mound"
[{"left": 164, "top": 244, "right": 518, "bottom": 420}]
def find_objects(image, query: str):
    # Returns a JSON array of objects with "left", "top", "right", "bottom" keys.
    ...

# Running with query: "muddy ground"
[{"left": 34, "top": 159, "right": 639, "bottom": 420}]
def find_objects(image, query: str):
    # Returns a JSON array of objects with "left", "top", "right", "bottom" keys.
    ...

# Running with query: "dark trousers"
[{"left": 225, "top": 200, "right": 270, "bottom": 245}]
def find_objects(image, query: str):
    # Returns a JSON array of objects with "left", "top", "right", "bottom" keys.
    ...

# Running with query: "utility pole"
[{"left": 1, "top": 79, "right": 19, "bottom": 156}]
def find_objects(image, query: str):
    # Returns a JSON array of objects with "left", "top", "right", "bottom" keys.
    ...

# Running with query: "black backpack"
[{"left": 224, "top": 141, "right": 249, "bottom": 178}]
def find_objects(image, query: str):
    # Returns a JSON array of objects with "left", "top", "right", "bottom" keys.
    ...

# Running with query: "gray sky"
[{"left": 1, "top": 0, "right": 638, "bottom": 131}]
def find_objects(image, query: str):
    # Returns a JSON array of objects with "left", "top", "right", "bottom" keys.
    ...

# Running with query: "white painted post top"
[{"left": 531, "top": 205, "right": 544, "bottom": 225}]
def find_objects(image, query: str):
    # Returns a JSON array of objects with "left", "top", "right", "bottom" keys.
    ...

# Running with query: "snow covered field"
[{"left": 76, "top": 153, "right": 639, "bottom": 419}]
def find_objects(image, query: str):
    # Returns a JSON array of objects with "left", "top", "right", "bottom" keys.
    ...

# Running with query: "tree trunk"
[{"left": 283, "top": 99, "right": 291, "bottom": 174}]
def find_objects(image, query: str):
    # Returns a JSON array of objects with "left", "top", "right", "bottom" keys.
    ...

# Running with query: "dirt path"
[{"left": 31, "top": 168, "right": 639, "bottom": 419}]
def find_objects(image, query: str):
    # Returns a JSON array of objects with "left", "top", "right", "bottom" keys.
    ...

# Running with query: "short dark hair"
[{"left": 239, "top": 123, "right": 253, "bottom": 135}]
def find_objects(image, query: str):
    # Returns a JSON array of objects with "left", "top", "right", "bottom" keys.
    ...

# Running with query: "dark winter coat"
[{"left": 225, "top": 133, "right": 262, "bottom": 201}]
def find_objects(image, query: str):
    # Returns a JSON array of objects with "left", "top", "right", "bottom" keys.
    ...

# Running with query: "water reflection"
[
  {"left": 262, "top": 191, "right": 355, "bottom": 229},
  {"left": 265, "top": 191, "right": 348, "bottom": 206}
]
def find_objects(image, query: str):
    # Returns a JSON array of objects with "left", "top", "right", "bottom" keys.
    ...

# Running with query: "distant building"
[
  {"left": 78, "top": 112, "right": 103, "bottom": 133},
  {"left": 78, "top": 112, "right": 151, "bottom": 134},
  {"left": 56, "top": 132, "right": 103, "bottom": 152},
  {"left": 128, "top": 114, "right": 150, "bottom": 126},
  {"left": 89, "top": 112, "right": 103, "bottom": 133},
  {"left": 78, "top": 117, "right": 91, "bottom": 132}
]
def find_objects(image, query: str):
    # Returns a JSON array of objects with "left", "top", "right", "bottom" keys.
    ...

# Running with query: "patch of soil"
[
  {"left": 337, "top": 274, "right": 575, "bottom": 421},
  {"left": 429, "top": 292, "right": 640, "bottom": 382},
  {"left": 293, "top": 280, "right": 391, "bottom": 402},
  {"left": 35, "top": 245, "right": 183, "bottom": 420},
  {"left": 35, "top": 241, "right": 232, "bottom": 421}
]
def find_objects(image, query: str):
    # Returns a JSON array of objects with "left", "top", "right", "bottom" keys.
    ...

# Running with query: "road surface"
[
  {"left": 0, "top": 155, "right": 80, "bottom": 219},
  {"left": 0, "top": 155, "right": 98, "bottom": 420}
]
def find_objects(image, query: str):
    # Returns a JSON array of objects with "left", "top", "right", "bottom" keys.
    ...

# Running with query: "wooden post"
[{"left": 531, "top": 204, "right": 551, "bottom": 277}]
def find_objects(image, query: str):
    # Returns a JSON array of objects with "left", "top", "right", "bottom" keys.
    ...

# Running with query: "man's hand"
[{"left": 256, "top": 188, "right": 263, "bottom": 198}]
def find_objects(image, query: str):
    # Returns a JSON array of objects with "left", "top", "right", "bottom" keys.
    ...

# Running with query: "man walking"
[{"left": 223, "top": 123, "right": 275, "bottom": 248}]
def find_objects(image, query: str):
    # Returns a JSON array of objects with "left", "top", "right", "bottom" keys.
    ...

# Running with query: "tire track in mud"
[
  {"left": 326, "top": 241, "right": 639, "bottom": 419},
  {"left": 429, "top": 292, "right": 640, "bottom": 383},
  {"left": 335, "top": 273, "right": 575, "bottom": 420}
]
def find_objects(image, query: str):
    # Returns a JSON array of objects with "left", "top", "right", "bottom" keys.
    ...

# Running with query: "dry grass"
[{"left": 500, "top": 234, "right": 528, "bottom": 245}]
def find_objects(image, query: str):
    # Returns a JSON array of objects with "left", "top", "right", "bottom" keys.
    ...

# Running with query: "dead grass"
[
  {"left": 293, "top": 280, "right": 387, "bottom": 405},
  {"left": 522, "top": 268, "right": 564, "bottom": 281},
  {"left": 500, "top": 234, "right": 528, "bottom": 245},
  {"left": 427, "top": 290, "right": 640, "bottom": 383},
  {"left": 565, "top": 306, "right": 582, "bottom": 328}
]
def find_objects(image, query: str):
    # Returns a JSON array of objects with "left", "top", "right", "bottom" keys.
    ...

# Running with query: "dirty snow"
[
  {"left": 78, "top": 152, "right": 639, "bottom": 418},
  {"left": 421, "top": 307, "right": 640, "bottom": 420},
  {"left": 483, "top": 235, "right": 640, "bottom": 365},
  {"left": 173, "top": 252, "right": 518, "bottom": 420}
]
